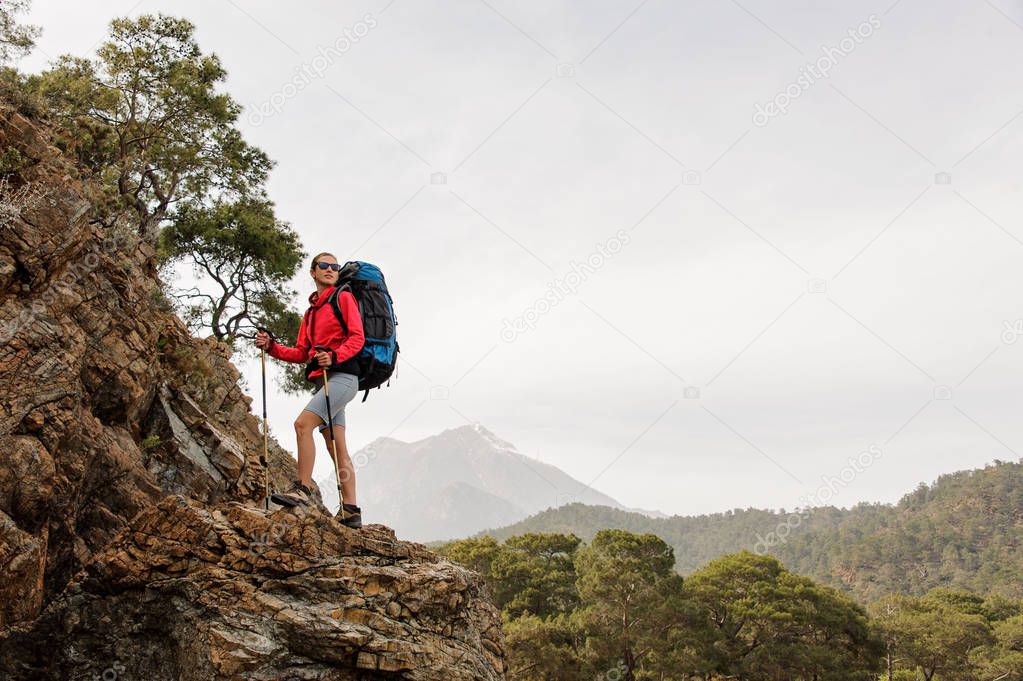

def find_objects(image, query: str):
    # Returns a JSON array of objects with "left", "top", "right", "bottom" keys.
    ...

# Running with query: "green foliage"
[
  {"left": 495, "top": 533, "right": 580, "bottom": 619},
  {"left": 983, "top": 593, "right": 1023, "bottom": 622},
  {"left": 972, "top": 614, "right": 1023, "bottom": 681},
  {"left": 436, "top": 536, "right": 504, "bottom": 583},
  {"left": 6, "top": 10, "right": 310, "bottom": 383},
  {"left": 923, "top": 587, "right": 986, "bottom": 615},
  {"left": 140, "top": 435, "right": 162, "bottom": 450},
  {"left": 778, "top": 461, "right": 1023, "bottom": 600},
  {"left": 0, "top": 66, "right": 44, "bottom": 117},
  {"left": 481, "top": 461, "right": 1023, "bottom": 601},
  {"left": 872, "top": 592, "right": 993, "bottom": 681},
  {"left": 148, "top": 286, "right": 176, "bottom": 315},
  {"left": 158, "top": 197, "right": 304, "bottom": 345},
  {"left": 31, "top": 14, "right": 272, "bottom": 240},
  {"left": 684, "top": 551, "right": 881, "bottom": 681},
  {"left": 503, "top": 613, "right": 585, "bottom": 681},
  {"left": 574, "top": 530, "right": 689, "bottom": 679},
  {"left": 445, "top": 530, "right": 893, "bottom": 681},
  {"left": 157, "top": 334, "right": 216, "bottom": 395},
  {"left": 0, "top": 146, "right": 24, "bottom": 175},
  {"left": 438, "top": 533, "right": 580, "bottom": 619},
  {"left": 481, "top": 501, "right": 850, "bottom": 576},
  {"left": 444, "top": 525, "right": 1023, "bottom": 681},
  {"left": 0, "top": 0, "right": 39, "bottom": 65}
]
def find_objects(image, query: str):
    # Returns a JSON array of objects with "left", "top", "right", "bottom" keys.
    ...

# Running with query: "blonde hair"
[{"left": 310, "top": 252, "right": 337, "bottom": 270}]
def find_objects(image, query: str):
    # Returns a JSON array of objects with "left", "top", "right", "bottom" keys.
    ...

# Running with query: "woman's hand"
[
  {"left": 315, "top": 350, "right": 332, "bottom": 367},
  {"left": 255, "top": 330, "right": 271, "bottom": 349}
]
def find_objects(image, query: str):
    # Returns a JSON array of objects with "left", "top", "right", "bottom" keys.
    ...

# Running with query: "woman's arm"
[{"left": 267, "top": 311, "right": 313, "bottom": 363}]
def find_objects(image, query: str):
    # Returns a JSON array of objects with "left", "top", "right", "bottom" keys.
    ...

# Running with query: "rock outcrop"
[
  {"left": 0, "top": 97, "right": 505, "bottom": 679},
  {"left": 1, "top": 497, "right": 505, "bottom": 680}
]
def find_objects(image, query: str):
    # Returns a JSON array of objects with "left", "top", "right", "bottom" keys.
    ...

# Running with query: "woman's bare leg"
[
  {"left": 321, "top": 424, "right": 356, "bottom": 505},
  {"left": 293, "top": 410, "right": 323, "bottom": 487}
]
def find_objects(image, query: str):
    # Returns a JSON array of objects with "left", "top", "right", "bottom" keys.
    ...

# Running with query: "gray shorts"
[{"left": 303, "top": 372, "right": 359, "bottom": 432}]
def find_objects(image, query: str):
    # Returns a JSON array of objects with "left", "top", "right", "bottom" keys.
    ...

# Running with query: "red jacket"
[{"left": 268, "top": 286, "right": 364, "bottom": 380}]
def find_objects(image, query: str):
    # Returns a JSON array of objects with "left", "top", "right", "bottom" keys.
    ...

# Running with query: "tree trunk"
[
  {"left": 622, "top": 604, "right": 634, "bottom": 681},
  {"left": 139, "top": 214, "right": 161, "bottom": 245}
]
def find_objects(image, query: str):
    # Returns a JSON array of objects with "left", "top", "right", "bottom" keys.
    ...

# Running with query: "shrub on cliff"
[{"left": 30, "top": 14, "right": 272, "bottom": 243}]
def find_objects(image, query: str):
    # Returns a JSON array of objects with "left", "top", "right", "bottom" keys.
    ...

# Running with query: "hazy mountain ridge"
[{"left": 321, "top": 424, "right": 655, "bottom": 542}]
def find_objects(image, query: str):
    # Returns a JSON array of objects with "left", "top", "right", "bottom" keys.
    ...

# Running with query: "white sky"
[{"left": 23, "top": 0, "right": 1023, "bottom": 517}]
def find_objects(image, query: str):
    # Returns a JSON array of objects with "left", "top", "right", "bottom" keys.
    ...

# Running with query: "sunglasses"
[{"left": 314, "top": 262, "right": 341, "bottom": 272}]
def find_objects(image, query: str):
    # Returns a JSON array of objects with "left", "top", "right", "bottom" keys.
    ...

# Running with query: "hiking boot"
[
  {"left": 271, "top": 481, "right": 312, "bottom": 508},
  {"left": 336, "top": 502, "right": 362, "bottom": 529}
]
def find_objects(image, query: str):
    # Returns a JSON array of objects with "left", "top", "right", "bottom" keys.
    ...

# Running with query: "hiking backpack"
[{"left": 326, "top": 261, "right": 399, "bottom": 402}]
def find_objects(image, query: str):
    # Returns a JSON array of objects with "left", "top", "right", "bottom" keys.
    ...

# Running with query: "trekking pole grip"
[
  {"left": 256, "top": 326, "right": 276, "bottom": 350},
  {"left": 314, "top": 345, "right": 333, "bottom": 370}
]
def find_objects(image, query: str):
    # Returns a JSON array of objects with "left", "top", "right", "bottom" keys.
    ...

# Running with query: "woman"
[{"left": 255, "top": 252, "right": 365, "bottom": 528}]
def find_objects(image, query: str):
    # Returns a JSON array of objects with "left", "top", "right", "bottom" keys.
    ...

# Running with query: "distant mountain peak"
[
  {"left": 318, "top": 424, "right": 667, "bottom": 541},
  {"left": 433, "top": 423, "right": 518, "bottom": 452},
  {"left": 365, "top": 434, "right": 404, "bottom": 449},
  {"left": 468, "top": 422, "right": 498, "bottom": 438}
]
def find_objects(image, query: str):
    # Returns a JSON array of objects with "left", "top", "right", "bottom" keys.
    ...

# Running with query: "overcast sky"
[{"left": 24, "top": 0, "right": 1023, "bottom": 518}]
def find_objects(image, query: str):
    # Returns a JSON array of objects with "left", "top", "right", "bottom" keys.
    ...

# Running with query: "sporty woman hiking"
[{"left": 255, "top": 252, "right": 365, "bottom": 528}]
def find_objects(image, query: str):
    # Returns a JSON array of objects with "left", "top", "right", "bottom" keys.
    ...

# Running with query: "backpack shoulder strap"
[{"left": 327, "top": 286, "right": 349, "bottom": 336}]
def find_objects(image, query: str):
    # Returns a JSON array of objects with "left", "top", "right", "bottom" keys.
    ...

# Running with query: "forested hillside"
[{"left": 478, "top": 460, "right": 1023, "bottom": 600}]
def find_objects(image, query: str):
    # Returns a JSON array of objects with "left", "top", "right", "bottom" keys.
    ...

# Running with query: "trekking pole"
[
  {"left": 258, "top": 328, "right": 271, "bottom": 511},
  {"left": 315, "top": 346, "right": 346, "bottom": 521}
]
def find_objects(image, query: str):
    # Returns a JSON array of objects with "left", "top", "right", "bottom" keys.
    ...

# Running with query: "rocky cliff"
[{"left": 0, "top": 98, "right": 505, "bottom": 679}]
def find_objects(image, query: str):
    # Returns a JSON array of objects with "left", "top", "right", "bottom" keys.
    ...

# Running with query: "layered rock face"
[
  {"left": 2, "top": 497, "right": 505, "bottom": 680},
  {"left": 0, "top": 101, "right": 504, "bottom": 679}
]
